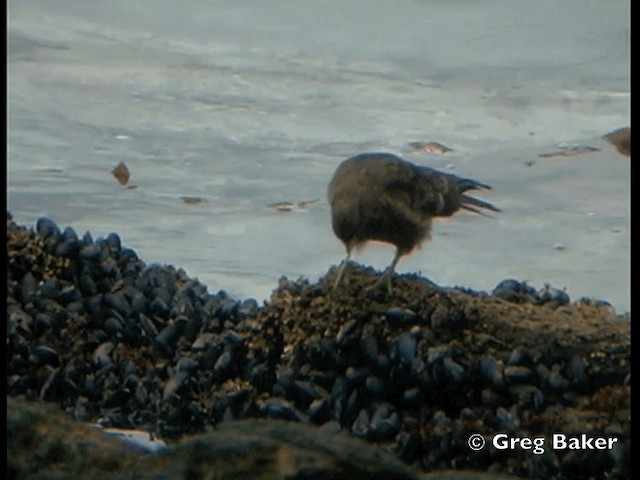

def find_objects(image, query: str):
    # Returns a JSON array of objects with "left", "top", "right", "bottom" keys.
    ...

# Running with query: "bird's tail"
[
  {"left": 455, "top": 175, "right": 500, "bottom": 216},
  {"left": 461, "top": 194, "right": 500, "bottom": 216},
  {"left": 456, "top": 177, "right": 492, "bottom": 192}
]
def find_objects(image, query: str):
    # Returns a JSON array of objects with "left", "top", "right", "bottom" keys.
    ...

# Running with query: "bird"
[{"left": 327, "top": 152, "right": 500, "bottom": 293}]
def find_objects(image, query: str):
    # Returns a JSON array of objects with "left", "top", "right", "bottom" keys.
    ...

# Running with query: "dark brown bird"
[{"left": 328, "top": 152, "right": 500, "bottom": 293}]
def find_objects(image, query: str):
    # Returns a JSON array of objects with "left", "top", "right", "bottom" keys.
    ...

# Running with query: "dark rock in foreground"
[
  {"left": 6, "top": 215, "right": 630, "bottom": 479},
  {"left": 9, "top": 396, "right": 439, "bottom": 480},
  {"left": 9, "top": 396, "right": 526, "bottom": 479}
]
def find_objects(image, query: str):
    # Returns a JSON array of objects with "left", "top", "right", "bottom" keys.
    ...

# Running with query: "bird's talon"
[{"left": 363, "top": 275, "right": 394, "bottom": 295}]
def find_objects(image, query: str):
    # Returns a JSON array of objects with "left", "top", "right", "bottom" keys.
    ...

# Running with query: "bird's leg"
[
  {"left": 333, "top": 249, "right": 352, "bottom": 289},
  {"left": 365, "top": 249, "right": 402, "bottom": 295}
]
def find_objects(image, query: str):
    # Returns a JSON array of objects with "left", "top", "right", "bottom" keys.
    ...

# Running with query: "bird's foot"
[
  {"left": 332, "top": 259, "right": 352, "bottom": 290},
  {"left": 364, "top": 272, "right": 394, "bottom": 295}
]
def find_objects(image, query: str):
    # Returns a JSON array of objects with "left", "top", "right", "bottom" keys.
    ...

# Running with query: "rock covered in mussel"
[
  {"left": 8, "top": 215, "right": 261, "bottom": 430},
  {"left": 6, "top": 215, "right": 630, "bottom": 480}
]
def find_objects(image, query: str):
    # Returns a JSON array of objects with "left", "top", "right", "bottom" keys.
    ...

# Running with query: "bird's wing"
[
  {"left": 386, "top": 165, "right": 499, "bottom": 218},
  {"left": 380, "top": 164, "right": 453, "bottom": 219}
]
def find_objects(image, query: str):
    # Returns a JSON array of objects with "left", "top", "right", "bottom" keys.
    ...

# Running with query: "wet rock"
[
  {"left": 365, "top": 375, "right": 386, "bottom": 398},
  {"left": 191, "top": 332, "right": 215, "bottom": 351},
  {"left": 55, "top": 239, "right": 81, "bottom": 258},
  {"left": 40, "top": 278, "right": 62, "bottom": 299},
  {"left": 20, "top": 271, "right": 38, "bottom": 304},
  {"left": 359, "top": 329, "right": 379, "bottom": 361},
  {"left": 546, "top": 365, "right": 571, "bottom": 393},
  {"left": 336, "top": 319, "right": 358, "bottom": 346},
  {"left": 566, "top": 355, "right": 590, "bottom": 391},
  {"left": 80, "top": 244, "right": 102, "bottom": 261},
  {"left": 111, "top": 161, "right": 131, "bottom": 185},
  {"left": 504, "top": 365, "right": 534, "bottom": 385},
  {"left": 63, "top": 226, "right": 78, "bottom": 242},
  {"left": 237, "top": 298, "right": 259, "bottom": 319},
  {"left": 507, "top": 346, "right": 534, "bottom": 367},
  {"left": 330, "top": 376, "right": 348, "bottom": 403},
  {"left": 36, "top": 217, "right": 61, "bottom": 240},
  {"left": 508, "top": 385, "right": 545, "bottom": 411},
  {"left": 176, "top": 357, "right": 199, "bottom": 373},
  {"left": 442, "top": 357, "right": 465, "bottom": 383},
  {"left": 222, "top": 329, "right": 245, "bottom": 345},
  {"left": 30, "top": 345, "right": 60, "bottom": 367},
  {"left": 394, "top": 331, "right": 418, "bottom": 364},
  {"left": 9, "top": 397, "right": 430, "bottom": 480},
  {"left": 258, "top": 397, "right": 301, "bottom": 422},
  {"left": 216, "top": 298, "right": 239, "bottom": 320},
  {"left": 345, "top": 367, "right": 368, "bottom": 386},
  {"left": 345, "top": 389, "right": 361, "bottom": 420},
  {"left": 603, "top": 126, "right": 630, "bottom": 156},
  {"left": 5, "top": 215, "right": 630, "bottom": 480},
  {"left": 369, "top": 404, "right": 400, "bottom": 441},
  {"left": 490, "top": 406, "right": 520, "bottom": 434},
  {"left": 351, "top": 409, "right": 370, "bottom": 439},
  {"left": 104, "top": 292, "right": 132, "bottom": 318},
  {"left": 155, "top": 322, "right": 181, "bottom": 355},
  {"left": 149, "top": 296, "right": 170, "bottom": 316},
  {"left": 58, "top": 284, "right": 81, "bottom": 304},
  {"left": 538, "top": 284, "right": 570, "bottom": 307},
  {"left": 383, "top": 308, "right": 424, "bottom": 326},
  {"left": 308, "top": 398, "right": 330, "bottom": 423},
  {"left": 318, "top": 420, "right": 342, "bottom": 435},
  {"left": 492, "top": 279, "right": 539, "bottom": 303},
  {"left": 138, "top": 313, "right": 159, "bottom": 338},
  {"left": 65, "top": 300, "right": 85, "bottom": 315},
  {"left": 163, "top": 371, "right": 189, "bottom": 400},
  {"left": 397, "top": 431, "right": 422, "bottom": 463},
  {"left": 33, "top": 312, "right": 53, "bottom": 335},
  {"left": 479, "top": 355, "right": 506, "bottom": 390},
  {"left": 78, "top": 270, "right": 98, "bottom": 296},
  {"left": 213, "top": 349, "right": 235, "bottom": 378},
  {"left": 105, "top": 232, "right": 122, "bottom": 252},
  {"left": 40, "top": 368, "right": 77, "bottom": 401},
  {"left": 9, "top": 306, "right": 33, "bottom": 335},
  {"left": 401, "top": 387, "right": 425, "bottom": 408},
  {"left": 93, "top": 342, "right": 115, "bottom": 367}
]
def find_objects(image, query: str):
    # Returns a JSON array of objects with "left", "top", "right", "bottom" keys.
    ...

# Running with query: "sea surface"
[{"left": 7, "top": 0, "right": 630, "bottom": 312}]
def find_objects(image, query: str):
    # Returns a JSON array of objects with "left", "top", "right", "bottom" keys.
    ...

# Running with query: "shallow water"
[{"left": 7, "top": 0, "right": 630, "bottom": 312}]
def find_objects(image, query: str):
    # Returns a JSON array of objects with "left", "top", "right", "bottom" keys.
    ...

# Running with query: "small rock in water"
[
  {"left": 603, "top": 126, "right": 630, "bottom": 156},
  {"left": 111, "top": 162, "right": 130, "bottom": 185},
  {"left": 408, "top": 141, "right": 454, "bottom": 154}
]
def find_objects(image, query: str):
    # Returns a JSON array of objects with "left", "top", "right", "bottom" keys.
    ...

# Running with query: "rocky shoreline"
[{"left": 7, "top": 213, "right": 630, "bottom": 479}]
